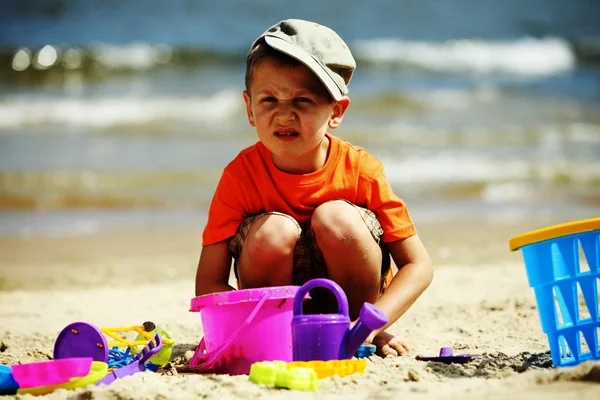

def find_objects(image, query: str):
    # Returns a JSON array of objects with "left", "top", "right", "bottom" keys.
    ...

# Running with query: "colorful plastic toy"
[
  {"left": 96, "top": 333, "right": 163, "bottom": 386},
  {"left": 130, "top": 321, "right": 173, "bottom": 366},
  {"left": 11, "top": 358, "right": 94, "bottom": 388},
  {"left": 1, "top": 320, "right": 170, "bottom": 396},
  {"left": 249, "top": 361, "right": 317, "bottom": 391},
  {"left": 355, "top": 344, "right": 376, "bottom": 359},
  {"left": 292, "top": 278, "right": 388, "bottom": 361},
  {"left": 107, "top": 347, "right": 137, "bottom": 369},
  {"left": 54, "top": 322, "right": 109, "bottom": 362},
  {"left": 416, "top": 347, "right": 472, "bottom": 364},
  {"left": 17, "top": 361, "right": 108, "bottom": 396},
  {"left": 52, "top": 321, "right": 166, "bottom": 389},
  {"left": 510, "top": 217, "right": 600, "bottom": 368},
  {"left": 287, "top": 359, "right": 367, "bottom": 379},
  {"left": 248, "top": 361, "right": 287, "bottom": 385},
  {"left": 249, "top": 359, "right": 366, "bottom": 385},
  {"left": 54, "top": 321, "right": 174, "bottom": 367},
  {"left": 0, "top": 365, "right": 19, "bottom": 395},
  {"left": 275, "top": 368, "right": 317, "bottom": 391},
  {"left": 189, "top": 285, "right": 302, "bottom": 375}
]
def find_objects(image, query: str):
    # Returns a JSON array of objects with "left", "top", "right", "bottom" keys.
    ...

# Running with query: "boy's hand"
[{"left": 372, "top": 331, "right": 416, "bottom": 357}]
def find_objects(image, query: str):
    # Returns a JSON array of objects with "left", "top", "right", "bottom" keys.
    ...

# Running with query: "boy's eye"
[{"left": 261, "top": 96, "right": 277, "bottom": 102}]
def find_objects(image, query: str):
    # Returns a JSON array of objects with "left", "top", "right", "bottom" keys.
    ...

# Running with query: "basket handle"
[{"left": 189, "top": 290, "right": 271, "bottom": 371}]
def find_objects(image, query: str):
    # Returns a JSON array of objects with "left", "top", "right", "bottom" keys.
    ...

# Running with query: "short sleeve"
[
  {"left": 202, "top": 168, "right": 247, "bottom": 246},
  {"left": 357, "top": 157, "right": 416, "bottom": 242}
]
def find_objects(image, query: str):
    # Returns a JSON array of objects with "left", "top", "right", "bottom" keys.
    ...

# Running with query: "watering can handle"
[
  {"left": 293, "top": 278, "right": 349, "bottom": 317},
  {"left": 189, "top": 291, "right": 271, "bottom": 370}
]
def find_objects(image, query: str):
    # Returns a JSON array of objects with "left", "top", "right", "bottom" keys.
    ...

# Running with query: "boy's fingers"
[
  {"left": 378, "top": 344, "right": 398, "bottom": 357},
  {"left": 404, "top": 339, "right": 417, "bottom": 352}
]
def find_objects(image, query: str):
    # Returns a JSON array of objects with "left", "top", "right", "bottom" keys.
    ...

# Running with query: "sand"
[{"left": 1, "top": 218, "right": 599, "bottom": 399}]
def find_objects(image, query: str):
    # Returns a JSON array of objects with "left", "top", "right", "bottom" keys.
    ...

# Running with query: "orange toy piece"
[{"left": 286, "top": 359, "right": 367, "bottom": 379}]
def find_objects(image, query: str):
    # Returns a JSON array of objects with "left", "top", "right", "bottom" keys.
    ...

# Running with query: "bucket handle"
[{"left": 189, "top": 290, "right": 271, "bottom": 371}]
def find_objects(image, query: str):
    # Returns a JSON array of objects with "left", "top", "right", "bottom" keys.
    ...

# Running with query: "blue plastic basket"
[{"left": 510, "top": 218, "right": 600, "bottom": 368}]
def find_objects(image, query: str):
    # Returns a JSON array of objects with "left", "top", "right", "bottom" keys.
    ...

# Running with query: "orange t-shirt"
[{"left": 202, "top": 133, "right": 416, "bottom": 246}]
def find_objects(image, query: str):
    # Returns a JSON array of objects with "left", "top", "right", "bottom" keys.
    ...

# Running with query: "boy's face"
[{"left": 243, "top": 57, "right": 350, "bottom": 173}]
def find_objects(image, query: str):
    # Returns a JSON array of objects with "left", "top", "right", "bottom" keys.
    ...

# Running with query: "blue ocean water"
[{"left": 0, "top": 0, "right": 599, "bottom": 236}]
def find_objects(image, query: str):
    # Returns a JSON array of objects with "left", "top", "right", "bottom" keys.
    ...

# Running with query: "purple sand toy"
[
  {"left": 292, "top": 278, "right": 388, "bottom": 362},
  {"left": 416, "top": 347, "right": 472, "bottom": 364},
  {"left": 54, "top": 322, "right": 109, "bottom": 362},
  {"left": 96, "top": 333, "right": 163, "bottom": 386}
]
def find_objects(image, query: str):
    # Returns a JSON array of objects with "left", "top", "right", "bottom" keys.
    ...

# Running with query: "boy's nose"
[{"left": 274, "top": 103, "right": 296, "bottom": 122}]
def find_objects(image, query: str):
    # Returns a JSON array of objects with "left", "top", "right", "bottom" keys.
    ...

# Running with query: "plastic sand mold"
[
  {"left": 287, "top": 359, "right": 367, "bottom": 379},
  {"left": 17, "top": 361, "right": 108, "bottom": 396},
  {"left": 249, "top": 362, "right": 317, "bottom": 391},
  {"left": 249, "top": 358, "right": 367, "bottom": 389},
  {"left": 11, "top": 358, "right": 94, "bottom": 389}
]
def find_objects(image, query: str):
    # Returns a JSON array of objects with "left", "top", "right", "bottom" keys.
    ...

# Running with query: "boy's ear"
[
  {"left": 242, "top": 90, "right": 255, "bottom": 126},
  {"left": 328, "top": 96, "right": 351, "bottom": 129}
]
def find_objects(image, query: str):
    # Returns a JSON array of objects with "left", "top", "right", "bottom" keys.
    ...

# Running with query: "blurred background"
[{"left": 0, "top": 0, "right": 599, "bottom": 238}]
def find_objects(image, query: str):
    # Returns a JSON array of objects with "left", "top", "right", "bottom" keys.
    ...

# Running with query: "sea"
[{"left": 0, "top": 0, "right": 599, "bottom": 237}]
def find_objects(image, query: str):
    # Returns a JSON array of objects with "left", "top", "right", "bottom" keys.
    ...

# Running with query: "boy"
[{"left": 195, "top": 19, "right": 433, "bottom": 357}]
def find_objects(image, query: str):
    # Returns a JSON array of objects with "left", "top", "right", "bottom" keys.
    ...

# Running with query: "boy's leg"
[
  {"left": 310, "top": 200, "right": 386, "bottom": 320},
  {"left": 230, "top": 213, "right": 300, "bottom": 288}
]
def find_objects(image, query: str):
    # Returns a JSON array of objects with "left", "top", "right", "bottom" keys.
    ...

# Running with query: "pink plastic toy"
[
  {"left": 11, "top": 358, "right": 93, "bottom": 388},
  {"left": 189, "top": 285, "right": 301, "bottom": 375}
]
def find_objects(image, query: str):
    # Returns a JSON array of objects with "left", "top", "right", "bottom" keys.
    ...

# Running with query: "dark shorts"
[{"left": 228, "top": 201, "right": 392, "bottom": 293}]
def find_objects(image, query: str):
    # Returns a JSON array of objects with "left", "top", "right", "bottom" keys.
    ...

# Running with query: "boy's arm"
[
  {"left": 371, "top": 234, "right": 433, "bottom": 335},
  {"left": 195, "top": 239, "right": 236, "bottom": 296}
]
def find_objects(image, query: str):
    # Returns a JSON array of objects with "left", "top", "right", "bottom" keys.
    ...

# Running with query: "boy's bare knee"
[
  {"left": 312, "top": 201, "right": 381, "bottom": 290},
  {"left": 311, "top": 200, "right": 363, "bottom": 247},
  {"left": 244, "top": 214, "right": 299, "bottom": 263}
]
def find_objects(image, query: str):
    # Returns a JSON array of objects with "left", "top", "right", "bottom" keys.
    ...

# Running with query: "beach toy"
[
  {"left": 287, "top": 359, "right": 367, "bottom": 378},
  {"left": 275, "top": 367, "right": 318, "bottom": 391},
  {"left": 96, "top": 333, "right": 163, "bottom": 386},
  {"left": 0, "top": 365, "right": 19, "bottom": 395},
  {"left": 248, "top": 362, "right": 317, "bottom": 390},
  {"left": 248, "top": 361, "right": 288, "bottom": 385},
  {"left": 292, "top": 278, "right": 388, "bottom": 361},
  {"left": 510, "top": 217, "right": 600, "bottom": 368},
  {"left": 250, "top": 359, "right": 367, "bottom": 382},
  {"left": 17, "top": 361, "right": 108, "bottom": 396},
  {"left": 11, "top": 358, "right": 93, "bottom": 389},
  {"left": 355, "top": 344, "right": 376, "bottom": 359},
  {"left": 130, "top": 321, "right": 174, "bottom": 366},
  {"left": 100, "top": 322, "right": 174, "bottom": 366},
  {"left": 107, "top": 347, "right": 137, "bottom": 370},
  {"left": 54, "top": 322, "right": 109, "bottom": 362},
  {"left": 189, "top": 285, "right": 301, "bottom": 375},
  {"left": 54, "top": 321, "right": 175, "bottom": 367},
  {"left": 416, "top": 347, "right": 472, "bottom": 364}
]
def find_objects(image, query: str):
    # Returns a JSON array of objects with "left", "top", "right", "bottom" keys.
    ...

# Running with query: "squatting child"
[{"left": 195, "top": 19, "right": 433, "bottom": 356}]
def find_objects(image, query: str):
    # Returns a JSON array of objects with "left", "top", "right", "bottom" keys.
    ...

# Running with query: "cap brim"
[{"left": 264, "top": 35, "right": 343, "bottom": 101}]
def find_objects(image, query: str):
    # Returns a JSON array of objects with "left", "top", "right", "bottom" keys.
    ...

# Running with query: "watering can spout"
[{"left": 345, "top": 303, "right": 388, "bottom": 358}]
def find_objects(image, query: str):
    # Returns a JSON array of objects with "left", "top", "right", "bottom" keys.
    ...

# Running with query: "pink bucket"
[{"left": 189, "top": 286, "right": 300, "bottom": 375}]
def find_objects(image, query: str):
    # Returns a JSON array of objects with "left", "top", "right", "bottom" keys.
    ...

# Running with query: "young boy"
[{"left": 195, "top": 19, "right": 433, "bottom": 357}]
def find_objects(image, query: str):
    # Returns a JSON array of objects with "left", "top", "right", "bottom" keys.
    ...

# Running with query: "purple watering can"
[{"left": 292, "top": 278, "right": 388, "bottom": 361}]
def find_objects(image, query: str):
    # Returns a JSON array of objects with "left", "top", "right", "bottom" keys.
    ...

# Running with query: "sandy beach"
[{"left": 1, "top": 217, "right": 599, "bottom": 399}]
